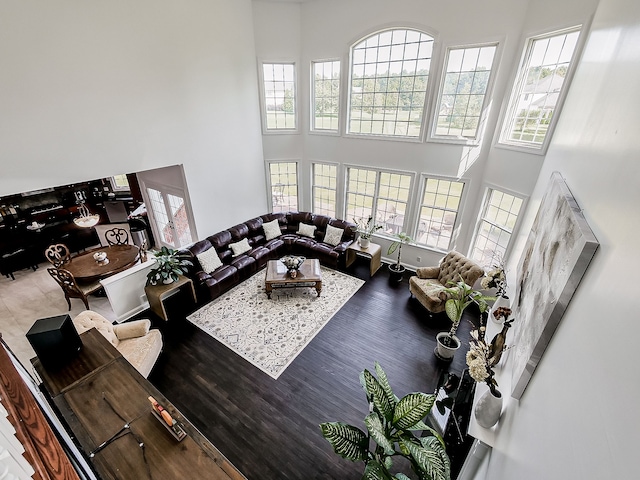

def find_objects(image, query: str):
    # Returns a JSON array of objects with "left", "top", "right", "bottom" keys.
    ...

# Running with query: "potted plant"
[
  {"left": 435, "top": 278, "right": 494, "bottom": 361},
  {"left": 146, "top": 246, "right": 193, "bottom": 286},
  {"left": 320, "top": 362, "right": 451, "bottom": 480},
  {"left": 387, "top": 232, "right": 412, "bottom": 284},
  {"left": 353, "top": 216, "right": 382, "bottom": 249}
]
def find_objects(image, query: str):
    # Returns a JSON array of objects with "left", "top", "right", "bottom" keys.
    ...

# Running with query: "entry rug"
[{"left": 187, "top": 266, "right": 365, "bottom": 379}]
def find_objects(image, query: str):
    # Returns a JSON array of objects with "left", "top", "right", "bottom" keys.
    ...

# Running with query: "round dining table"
[{"left": 65, "top": 244, "right": 140, "bottom": 282}]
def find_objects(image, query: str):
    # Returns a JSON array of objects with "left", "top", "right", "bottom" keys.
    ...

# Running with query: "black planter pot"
[{"left": 388, "top": 264, "right": 405, "bottom": 284}]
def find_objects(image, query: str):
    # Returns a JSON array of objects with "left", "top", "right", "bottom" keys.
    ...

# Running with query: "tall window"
[
  {"left": 261, "top": 63, "right": 297, "bottom": 131},
  {"left": 345, "top": 167, "right": 413, "bottom": 234},
  {"left": 312, "top": 163, "right": 337, "bottom": 217},
  {"left": 416, "top": 177, "right": 465, "bottom": 250},
  {"left": 500, "top": 27, "right": 581, "bottom": 149},
  {"left": 433, "top": 44, "right": 497, "bottom": 140},
  {"left": 470, "top": 189, "right": 524, "bottom": 268},
  {"left": 312, "top": 61, "right": 340, "bottom": 132},
  {"left": 269, "top": 162, "right": 298, "bottom": 212},
  {"left": 348, "top": 29, "right": 434, "bottom": 138}
]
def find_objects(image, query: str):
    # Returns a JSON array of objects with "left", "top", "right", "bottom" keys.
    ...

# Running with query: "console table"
[{"left": 33, "top": 329, "right": 245, "bottom": 480}]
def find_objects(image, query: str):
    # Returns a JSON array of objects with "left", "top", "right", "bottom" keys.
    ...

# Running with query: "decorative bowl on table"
[
  {"left": 279, "top": 255, "right": 305, "bottom": 278},
  {"left": 93, "top": 251, "right": 108, "bottom": 263}
]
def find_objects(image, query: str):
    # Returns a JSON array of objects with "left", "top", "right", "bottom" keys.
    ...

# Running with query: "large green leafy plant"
[
  {"left": 319, "top": 363, "right": 450, "bottom": 480},
  {"left": 146, "top": 246, "right": 193, "bottom": 285},
  {"left": 439, "top": 278, "right": 494, "bottom": 346}
]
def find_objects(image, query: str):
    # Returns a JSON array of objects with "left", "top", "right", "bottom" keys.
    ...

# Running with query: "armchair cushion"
[
  {"left": 416, "top": 266, "right": 440, "bottom": 279},
  {"left": 113, "top": 319, "right": 151, "bottom": 340},
  {"left": 73, "top": 311, "right": 162, "bottom": 378}
]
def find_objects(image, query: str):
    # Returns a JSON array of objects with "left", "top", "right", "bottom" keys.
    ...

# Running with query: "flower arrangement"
[
  {"left": 480, "top": 261, "right": 508, "bottom": 298},
  {"left": 466, "top": 326, "right": 501, "bottom": 397},
  {"left": 352, "top": 216, "right": 383, "bottom": 239},
  {"left": 466, "top": 316, "right": 515, "bottom": 397}
]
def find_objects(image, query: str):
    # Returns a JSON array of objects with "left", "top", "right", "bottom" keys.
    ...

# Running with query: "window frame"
[
  {"left": 258, "top": 61, "right": 299, "bottom": 135},
  {"left": 412, "top": 174, "right": 469, "bottom": 252},
  {"left": 266, "top": 160, "right": 300, "bottom": 212},
  {"left": 345, "top": 27, "right": 437, "bottom": 143},
  {"left": 429, "top": 41, "right": 500, "bottom": 145},
  {"left": 311, "top": 161, "right": 339, "bottom": 217},
  {"left": 109, "top": 174, "right": 130, "bottom": 192},
  {"left": 310, "top": 59, "right": 341, "bottom": 135},
  {"left": 468, "top": 185, "right": 528, "bottom": 268},
  {"left": 343, "top": 164, "right": 416, "bottom": 236},
  {"left": 497, "top": 25, "right": 583, "bottom": 154}
]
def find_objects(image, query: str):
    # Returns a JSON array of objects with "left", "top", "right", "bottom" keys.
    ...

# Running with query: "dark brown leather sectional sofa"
[{"left": 182, "top": 211, "right": 356, "bottom": 301}]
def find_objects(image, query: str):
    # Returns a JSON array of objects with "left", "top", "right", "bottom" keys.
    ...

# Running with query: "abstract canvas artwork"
[{"left": 509, "top": 172, "right": 599, "bottom": 399}]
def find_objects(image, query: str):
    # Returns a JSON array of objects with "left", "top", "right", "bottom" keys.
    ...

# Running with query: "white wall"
[
  {"left": 0, "top": 0, "right": 266, "bottom": 238},
  {"left": 479, "top": 0, "right": 640, "bottom": 478},
  {"left": 253, "top": 0, "right": 598, "bottom": 267}
]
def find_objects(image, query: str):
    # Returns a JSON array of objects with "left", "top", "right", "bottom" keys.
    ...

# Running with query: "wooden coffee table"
[{"left": 265, "top": 258, "right": 322, "bottom": 299}]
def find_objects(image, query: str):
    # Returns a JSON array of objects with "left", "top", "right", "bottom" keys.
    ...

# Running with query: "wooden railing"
[{"left": 0, "top": 336, "right": 80, "bottom": 480}]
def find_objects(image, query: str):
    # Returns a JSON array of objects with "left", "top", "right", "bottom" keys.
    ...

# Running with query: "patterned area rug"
[{"left": 187, "top": 266, "right": 365, "bottom": 379}]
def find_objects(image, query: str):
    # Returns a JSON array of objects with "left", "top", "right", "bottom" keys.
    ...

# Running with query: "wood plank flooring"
[{"left": 147, "top": 260, "right": 479, "bottom": 480}]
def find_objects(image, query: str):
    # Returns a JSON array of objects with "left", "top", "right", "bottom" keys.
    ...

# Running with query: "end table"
[
  {"left": 144, "top": 276, "right": 197, "bottom": 321},
  {"left": 346, "top": 242, "right": 382, "bottom": 277}
]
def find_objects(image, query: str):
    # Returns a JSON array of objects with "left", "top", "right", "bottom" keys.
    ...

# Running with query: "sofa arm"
[
  {"left": 113, "top": 319, "right": 151, "bottom": 340},
  {"left": 416, "top": 266, "right": 440, "bottom": 279}
]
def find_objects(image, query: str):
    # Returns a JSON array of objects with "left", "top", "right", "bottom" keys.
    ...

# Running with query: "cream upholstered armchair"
[
  {"left": 73, "top": 310, "right": 162, "bottom": 378},
  {"left": 409, "top": 251, "right": 484, "bottom": 314}
]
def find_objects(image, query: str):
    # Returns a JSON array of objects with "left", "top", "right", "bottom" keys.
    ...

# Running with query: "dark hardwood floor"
[{"left": 147, "top": 259, "right": 479, "bottom": 480}]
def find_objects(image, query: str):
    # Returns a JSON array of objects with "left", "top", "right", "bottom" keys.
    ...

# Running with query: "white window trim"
[
  {"left": 344, "top": 26, "right": 439, "bottom": 143},
  {"left": 342, "top": 163, "right": 417, "bottom": 236},
  {"left": 310, "top": 161, "right": 340, "bottom": 216},
  {"left": 109, "top": 175, "right": 130, "bottom": 191},
  {"left": 266, "top": 159, "right": 300, "bottom": 212},
  {"left": 496, "top": 25, "right": 584, "bottom": 155},
  {"left": 258, "top": 60, "right": 300, "bottom": 135},
  {"left": 468, "top": 183, "right": 529, "bottom": 266},
  {"left": 428, "top": 41, "right": 501, "bottom": 146},
  {"left": 412, "top": 173, "right": 470, "bottom": 253},
  {"left": 310, "top": 59, "right": 341, "bottom": 136}
]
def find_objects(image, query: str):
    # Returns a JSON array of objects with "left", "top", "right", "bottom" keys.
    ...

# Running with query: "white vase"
[
  {"left": 474, "top": 388, "right": 503, "bottom": 428},
  {"left": 358, "top": 237, "right": 370, "bottom": 248},
  {"left": 490, "top": 295, "right": 510, "bottom": 324},
  {"left": 435, "top": 332, "right": 460, "bottom": 361}
]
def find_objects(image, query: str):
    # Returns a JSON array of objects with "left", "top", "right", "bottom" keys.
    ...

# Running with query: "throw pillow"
[
  {"left": 323, "top": 224, "right": 344, "bottom": 246},
  {"left": 196, "top": 248, "right": 223, "bottom": 274},
  {"left": 297, "top": 223, "right": 317, "bottom": 238},
  {"left": 262, "top": 219, "right": 282, "bottom": 241},
  {"left": 229, "top": 238, "right": 251, "bottom": 257}
]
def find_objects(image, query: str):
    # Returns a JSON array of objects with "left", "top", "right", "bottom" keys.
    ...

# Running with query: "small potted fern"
[{"left": 146, "top": 246, "right": 193, "bottom": 286}]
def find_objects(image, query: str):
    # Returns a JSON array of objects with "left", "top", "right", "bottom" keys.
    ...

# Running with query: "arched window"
[{"left": 347, "top": 28, "right": 434, "bottom": 139}]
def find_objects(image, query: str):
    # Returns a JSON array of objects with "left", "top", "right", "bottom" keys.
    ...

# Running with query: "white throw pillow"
[
  {"left": 323, "top": 224, "right": 344, "bottom": 246},
  {"left": 229, "top": 238, "right": 251, "bottom": 257},
  {"left": 197, "top": 248, "right": 223, "bottom": 274},
  {"left": 263, "top": 219, "right": 282, "bottom": 241},
  {"left": 297, "top": 223, "right": 317, "bottom": 238}
]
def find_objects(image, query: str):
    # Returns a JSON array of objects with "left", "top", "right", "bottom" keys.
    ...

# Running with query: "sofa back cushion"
[
  {"left": 438, "top": 251, "right": 484, "bottom": 288},
  {"left": 328, "top": 219, "right": 356, "bottom": 242},
  {"left": 228, "top": 223, "right": 249, "bottom": 242},
  {"left": 286, "top": 212, "right": 312, "bottom": 234},
  {"left": 208, "top": 231, "right": 233, "bottom": 263},
  {"left": 73, "top": 310, "right": 120, "bottom": 347}
]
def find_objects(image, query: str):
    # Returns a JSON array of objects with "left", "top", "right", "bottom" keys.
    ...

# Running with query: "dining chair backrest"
[
  {"left": 95, "top": 223, "right": 132, "bottom": 247},
  {"left": 47, "top": 267, "right": 101, "bottom": 310},
  {"left": 44, "top": 244, "right": 71, "bottom": 268},
  {"left": 105, "top": 227, "right": 130, "bottom": 246}
]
